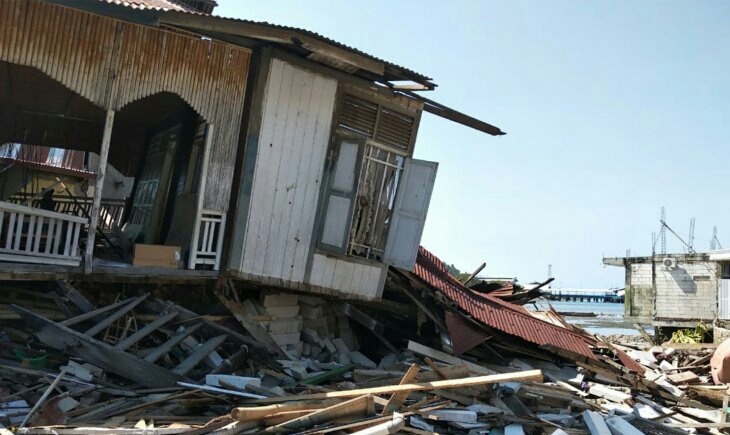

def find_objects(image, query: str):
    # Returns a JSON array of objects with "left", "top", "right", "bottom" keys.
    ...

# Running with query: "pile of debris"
[{"left": 1, "top": 248, "right": 730, "bottom": 434}]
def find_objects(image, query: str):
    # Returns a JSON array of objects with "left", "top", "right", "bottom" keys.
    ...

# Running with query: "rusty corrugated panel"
[
  {"left": 445, "top": 311, "right": 490, "bottom": 356},
  {"left": 413, "top": 246, "right": 598, "bottom": 361},
  {"left": 0, "top": 0, "right": 250, "bottom": 213}
]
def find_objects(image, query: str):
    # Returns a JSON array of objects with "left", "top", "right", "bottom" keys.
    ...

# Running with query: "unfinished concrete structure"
[{"left": 604, "top": 254, "right": 719, "bottom": 332}]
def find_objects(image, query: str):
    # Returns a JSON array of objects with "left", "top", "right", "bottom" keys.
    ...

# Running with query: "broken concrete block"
[
  {"left": 261, "top": 317, "right": 303, "bottom": 334},
  {"left": 504, "top": 424, "right": 525, "bottom": 435},
  {"left": 348, "top": 351, "right": 377, "bottom": 369},
  {"left": 332, "top": 337, "right": 351, "bottom": 355},
  {"left": 57, "top": 397, "right": 80, "bottom": 413},
  {"left": 270, "top": 332, "right": 301, "bottom": 346},
  {"left": 261, "top": 293, "right": 298, "bottom": 308},
  {"left": 337, "top": 353, "right": 352, "bottom": 365},
  {"left": 321, "top": 337, "right": 337, "bottom": 354},
  {"left": 583, "top": 410, "right": 611, "bottom": 435},
  {"left": 299, "top": 304, "right": 324, "bottom": 320},
  {"left": 60, "top": 362, "right": 94, "bottom": 382},
  {"left": 266, "top": 305, "right": 300, "bottom": 318},
  {"left": 605, "top": 417, "right": 643, "bottom": 435},
  {"left": 378, "top": 353, "right": 398, "bottom": 369}
]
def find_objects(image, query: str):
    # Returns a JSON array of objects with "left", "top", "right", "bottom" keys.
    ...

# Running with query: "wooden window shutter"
[
  {"left": 318, "top": 134, "right": 365, "bottom": 253},
  {"left": 337, "top": 94, "right": 415, "bottom": 152},
  {"left": 383, "top": 158, "right": 438, "bottom": 270},
  {"left": 374, "top": 107, "right": 414, "bottom": 151}
]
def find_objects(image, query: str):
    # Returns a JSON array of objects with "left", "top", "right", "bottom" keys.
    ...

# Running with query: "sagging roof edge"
[{"left": 46, "top": 0, "right": 506, "bottom": 137}]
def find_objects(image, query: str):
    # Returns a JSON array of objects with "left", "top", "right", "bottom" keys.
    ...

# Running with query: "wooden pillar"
[{"left": 84, "top": 109, "right": 115, "bottom": 274}]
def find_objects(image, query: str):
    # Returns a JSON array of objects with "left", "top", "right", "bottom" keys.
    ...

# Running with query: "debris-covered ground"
[{"left": 1, "top": 250, "right": 729, "bottom": 435}]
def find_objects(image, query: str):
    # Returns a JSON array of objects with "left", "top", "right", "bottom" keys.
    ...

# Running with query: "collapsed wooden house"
[{"left": 0, "top": 0, "right": 503, "bottom": 299}]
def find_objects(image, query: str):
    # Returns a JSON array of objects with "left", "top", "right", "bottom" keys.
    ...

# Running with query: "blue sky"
[{"left": 217, "top": 0, "right": 730, "bottom": 288}]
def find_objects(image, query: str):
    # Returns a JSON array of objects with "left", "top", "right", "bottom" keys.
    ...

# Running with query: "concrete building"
[{"left": 603, "top": 254, "right": 719, "bottom": 333}]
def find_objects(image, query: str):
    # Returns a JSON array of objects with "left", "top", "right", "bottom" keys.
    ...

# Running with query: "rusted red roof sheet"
[{"left": 413, "top": 246, "right": 598, "bottom": 360}]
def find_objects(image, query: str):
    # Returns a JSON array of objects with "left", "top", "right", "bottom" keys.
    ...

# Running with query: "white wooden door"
[
  {"left": 719, "top": 279, "right": 730, "bottom": 320},
  {"left": 383, "top": 158, "right": 437, "bottom": 270}
]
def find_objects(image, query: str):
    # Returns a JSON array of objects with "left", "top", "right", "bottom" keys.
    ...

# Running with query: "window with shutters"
[{"left": 317, "top": 93, "right": 420, "bottom": 261}]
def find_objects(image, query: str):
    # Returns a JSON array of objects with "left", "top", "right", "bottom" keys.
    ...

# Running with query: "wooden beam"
[
  {"left": 84, "top": 109, "right": 115, "bottom": 274},
  {"left": 396, "top": 89, "right": 505, "bottom": 136},
  {"left": 251, "top": 370, "right": 543, "bottom": 404},
  {"left": 144, "top": 323, "right": 203, "bottom": 363},
  {"left": 172, "top": 334, "right": 228, "bottom": 375},
  {"left": 61, "top": 296, "right": 138, "bottom": 326},
  {"left": 114, "top": 310, "right": 179, "bottom": 351},
  {"left": 56, "top": 281, "right": 95, "bottom": 313},
  {"left": 231, "top": 402, "right": 336, "bottom": 422},
  {"left": 12, "top": 305, "right": 184, "bottom": 388},
  {"left": 83, "top": 293, "right": 149, "bottom": 337},
  {"left": 381, "top": 363, "right": 420, "bottom": 415},
  {"left": 275, "top": 395, "right": 373, "bottom": 431},
  {"left": 407, "top": 341, "right": 495, "bottom": 374}
]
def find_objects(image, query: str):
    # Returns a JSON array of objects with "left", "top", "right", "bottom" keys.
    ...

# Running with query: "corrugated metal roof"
[
  {"left": 411, "top": 246, "right": 645, "bottom": 374},
  {"left": 100, "top": 0, "right": 200, "bottom": 13},
  {"left": 95, "top": 0, "right": 433, "bottom": 84},
  {"left": 412, "top": 246, "right": 598, "bottom": 360}
]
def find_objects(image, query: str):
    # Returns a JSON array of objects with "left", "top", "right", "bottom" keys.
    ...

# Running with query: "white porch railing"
[
  {"left": 189, "top": 209, "right": 225, "bottom": 270},
  {"left": 0, "top": 200, "right": 87, "bottom": 266}
]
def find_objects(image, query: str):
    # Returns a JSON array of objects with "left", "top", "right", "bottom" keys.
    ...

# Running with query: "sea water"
[{"left": 530, "top": 300, "right": 639, "bottom": 336}]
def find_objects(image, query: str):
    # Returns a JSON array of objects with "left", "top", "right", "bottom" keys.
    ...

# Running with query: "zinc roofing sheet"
[
  {"left": 97, "top": 0, "right": 432, "bottom": 83},
  {"left": 413, "top": 246, "right": 598, "bottom": 360},
  {"left": 101, "top": 0, "right": 200, "bottom": 13}
]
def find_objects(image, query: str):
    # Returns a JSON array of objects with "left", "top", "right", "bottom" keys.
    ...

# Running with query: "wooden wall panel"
[
  {"left": 0, "top": 0, "right": 250, "bottom": 212},
  {"left": 309, "top": 253, "right": 386, "bottom": 299},
  {"left": 239, "top": 59, "right": 337, "bottom": 283}
]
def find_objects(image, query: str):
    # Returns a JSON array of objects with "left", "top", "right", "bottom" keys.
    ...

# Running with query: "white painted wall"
[
  {"left": 239, "top": 59, "right": 337, "bottom": 284},
  {"left": 628, "top": 260, "right": 718, "bottom": 321},
  {"left": 309, "top": 253, "right": 386, "bottom": 299}
]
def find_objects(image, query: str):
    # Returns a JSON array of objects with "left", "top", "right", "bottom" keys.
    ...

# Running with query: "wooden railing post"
[{"left": 84, "top": 109, "right": 115, "bottom": 274}]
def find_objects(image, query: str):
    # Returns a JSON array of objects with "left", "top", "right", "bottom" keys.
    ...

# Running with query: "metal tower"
[
  {"left": 660, "top": 207, "right": 666, "bottom": 255},
  {"left": 688, "top": 218, "right": 696, "bottom": 252}
]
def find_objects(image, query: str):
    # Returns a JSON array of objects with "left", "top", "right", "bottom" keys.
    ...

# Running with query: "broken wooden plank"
[
  {"left": 275, "top": 395, "right": 373, "bottom": 431},
  {"left": 143, "top": 323, "right": 203, "bottom": 363},
  {"left": 60, "top": 296, "right": 138, "bottom": 326},
  {"left": 172, "top": 334, "right": 228, "bottom": 376},
  {"left": 176, "top": 382, "right": 265, "bottom": 399},
  {"left": 20, "top": 368, "right": 67, "bottom": 427},
  {"left": 12, "top": 305, "right": 183, "bottom": 388},
  {"left": 666, "top": 371, "right": 700, "bottom": 385},
  {"left": 231, "top": 402, "right": 335, "bottom": 422},
  {"left": 381, "top": 363, "right": 420, "bottom": 415},
  {"left": 407, "top": 341, "right": 495, "bottom": 374},
  {"left": 56, "top": 281, "right": 96, "bottom": 313},
  {"left": 114, "top": 310, "right": 179, "bottom": 351},
  {"left": 252, "top": 369, "right": 543, "bottom": 404}
]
